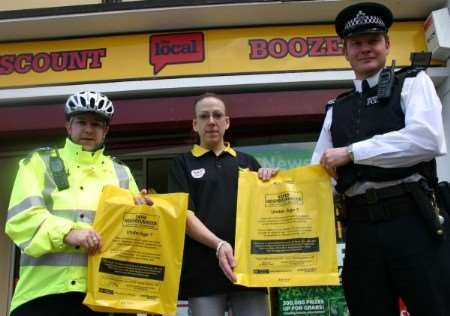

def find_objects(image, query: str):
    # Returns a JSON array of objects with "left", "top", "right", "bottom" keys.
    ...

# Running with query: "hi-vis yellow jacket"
[{"left": 5, "top": 138, "right": 139, "bottom": 313}]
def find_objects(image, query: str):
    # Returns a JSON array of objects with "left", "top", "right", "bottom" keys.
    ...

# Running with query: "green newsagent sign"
[{"left": 237, "top": 143, "right": 315, "bottom": 169}]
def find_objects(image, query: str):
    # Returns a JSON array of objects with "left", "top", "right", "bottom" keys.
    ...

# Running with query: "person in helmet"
[
  {"left": 6, "top": 91, "right": 150, "bottom": 316},
  {"left": 64, "top": 91, "right": 114, "bottom": 151}
]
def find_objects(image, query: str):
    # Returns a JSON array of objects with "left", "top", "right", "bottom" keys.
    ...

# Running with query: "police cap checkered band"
[
  {"left": 335, "top": 2, "right": 393, "bottom": 38},
  {"left": 345, "top": 11, "right": 385, "bottom": 32}
]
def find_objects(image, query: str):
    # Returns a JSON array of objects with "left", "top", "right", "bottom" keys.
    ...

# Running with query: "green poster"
[
  {"left": 278, "top": 286, "right": 348, "bottom": 316},
  {"left": 237, "top": 142, "right": 315, "bottom": 169}
]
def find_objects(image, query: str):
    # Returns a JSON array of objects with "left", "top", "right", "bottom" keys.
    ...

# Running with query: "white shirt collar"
[{"left": 353, "top": 69, "right": 383, "bottom": 93}]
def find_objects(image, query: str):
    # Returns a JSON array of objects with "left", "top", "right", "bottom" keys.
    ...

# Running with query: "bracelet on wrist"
[{"left": 216, "top": 240, "right": 226, "bottom": 258}]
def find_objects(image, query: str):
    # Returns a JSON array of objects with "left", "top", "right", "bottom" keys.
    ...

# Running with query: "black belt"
[{"left": 344, "top": 183, "right": 420, "bottom": 222}]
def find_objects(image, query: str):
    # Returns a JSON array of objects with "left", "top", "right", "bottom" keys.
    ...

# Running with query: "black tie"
[{"left": 362, "top": 79, "right": 370, "bottom": 94}]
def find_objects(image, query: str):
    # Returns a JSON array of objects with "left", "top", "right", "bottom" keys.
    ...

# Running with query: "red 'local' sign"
[{"left": 149, "top": 32, "right": 205, "bottom": 75}]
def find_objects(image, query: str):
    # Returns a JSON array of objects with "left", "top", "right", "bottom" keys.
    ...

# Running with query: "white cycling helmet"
[{"left": 65, "top": 91, "right": 114, "bottom": 121}]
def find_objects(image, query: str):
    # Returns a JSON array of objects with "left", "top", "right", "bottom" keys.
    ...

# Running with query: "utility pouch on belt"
[{"left": 405, "top": 181, "right": 445, "bottom": 241}]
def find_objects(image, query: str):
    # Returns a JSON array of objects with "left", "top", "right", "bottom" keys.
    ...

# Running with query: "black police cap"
[{"left": 335, "top": 2, "right": 393, "bottom": 38}]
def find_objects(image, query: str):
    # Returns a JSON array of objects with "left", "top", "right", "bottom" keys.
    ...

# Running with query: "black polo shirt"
[{"left": 168, "top": 143, "right": 261, "bottom": 298}]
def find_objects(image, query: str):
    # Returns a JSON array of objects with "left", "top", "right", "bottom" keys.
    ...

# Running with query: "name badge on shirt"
[{"left": 191, "top": 168, "right": 206, "bottom": 179}]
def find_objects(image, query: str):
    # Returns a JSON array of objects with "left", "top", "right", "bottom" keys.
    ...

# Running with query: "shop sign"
[
  {"left": 0, "top": 48, "right": 106, "bottom": 75},
  {"left": 0, "top": 22, "right": 426, "bottom": 88},
  {"left": 249, "top": 36, "right": 343, "bottom": 59},
  {"left": 150, "top": 32, "right": 205, "bottom": 74}
]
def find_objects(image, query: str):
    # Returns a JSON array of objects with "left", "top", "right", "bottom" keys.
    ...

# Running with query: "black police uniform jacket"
[{"left": 330, "top": 68, "right": 435, "bottom": 194}]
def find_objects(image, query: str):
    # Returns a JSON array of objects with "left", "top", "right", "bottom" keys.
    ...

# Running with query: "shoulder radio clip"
[{"left": 377, "top": 59, "right": 396, "bottom": 101}]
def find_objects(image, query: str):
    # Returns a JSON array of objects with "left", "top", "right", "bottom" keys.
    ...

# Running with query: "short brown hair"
[{"left": 193, "top": 92, "right": 226, "bottom": 116}]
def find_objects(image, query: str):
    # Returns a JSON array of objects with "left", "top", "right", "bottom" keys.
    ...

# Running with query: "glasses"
[{"left": 196, "top": 111, "right": 226, "bottom": 121}]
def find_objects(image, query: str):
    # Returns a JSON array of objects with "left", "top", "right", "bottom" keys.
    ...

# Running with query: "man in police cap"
[{"left": 312, "top": 2, "right": 450, "bottom": 316}]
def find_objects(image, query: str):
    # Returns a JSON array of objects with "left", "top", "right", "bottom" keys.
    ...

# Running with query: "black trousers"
[
  {"left": 342, "top": 206, "right": 450, "bottom": 316},
  {"left": 10, "top": 292, "right": 110, "bottom": 316}
]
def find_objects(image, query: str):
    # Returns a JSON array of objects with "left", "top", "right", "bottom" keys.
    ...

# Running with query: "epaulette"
[
  {"left": 335, "top": 89, "right": 355, "bottom": 100},
  {"left": 325, "top": 90, "right": 354, "bottom": 111},
  {"left": 386, "top": 67, "right": 423, "bottom": 94},
  {"left": 111, "top": 156, "right": 126, "bottom": 165},
  {"left": 36, "top": 146, "right": 54, "bottom": 152},
  {"left": 394, "top": 66, "right": 423, "bottom": 81},
  {"left": 23, "top": 146, "right": 56, "bottom": 164},
  {"left": 325, "top": 99, "right": 336, "bottom": 111}
]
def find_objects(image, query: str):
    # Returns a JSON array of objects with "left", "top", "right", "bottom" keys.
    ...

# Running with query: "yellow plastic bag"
[
  {"left": 83, "top": 185, "right": 188, "bottom": 315},
  {"left": 234, "top": 164, "right": 339, "bottom": 287}
]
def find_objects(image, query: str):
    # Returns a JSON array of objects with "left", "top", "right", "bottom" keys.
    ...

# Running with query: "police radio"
[
  {"left": 49, "top": 151, "right": 69, "bottom": 191},
  {"left": 377, "top": 59, "right": 396, "bottom": 101}
]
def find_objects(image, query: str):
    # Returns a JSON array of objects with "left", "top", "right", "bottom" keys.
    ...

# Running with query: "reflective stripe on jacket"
[{"left": 5, "top": 138, "right": 139, "bottom": 313}]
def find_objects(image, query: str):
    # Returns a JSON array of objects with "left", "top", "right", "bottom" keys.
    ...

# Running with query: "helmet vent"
[
  {"left": 68, "top": 100, "right": 77, "bottom": 109},
  {"left": 89, "top": 98, "right": 96, "bottom": 108},
  {"left": 80, "top": 97, "right": 87, "bottom": 107}
]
